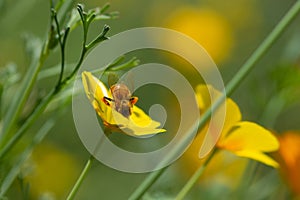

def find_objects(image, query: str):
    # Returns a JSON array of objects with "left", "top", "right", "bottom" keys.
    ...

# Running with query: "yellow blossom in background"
[
  {"left": 25, "top": 143, "right": 80, "bottom": 199},
  {"left": 164, "top": 7, "right": 233, "bottom": 64},
  {"left": 276, "top": 131, "right": 300, "bottom": 197},
  {"left": 81, "top": 71, "right": 165, "bottom": 137},
  {"left": 179, "top": 84, "right": 279, "bottom": 188},
  {"left": 206, "top": 0, "right": 261, "bottom": 31},
  {"left": 196, "top": 84, "right": 279, "bottom": 167}
]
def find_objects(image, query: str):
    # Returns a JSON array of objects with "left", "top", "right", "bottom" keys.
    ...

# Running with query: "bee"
[{"left": 102, "top": 73, "right": 138, "bottom": 118}]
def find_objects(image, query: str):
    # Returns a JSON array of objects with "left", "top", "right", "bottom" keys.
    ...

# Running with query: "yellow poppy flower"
[
  {"left": 81, "top": 71, "right": 166, "bottom": 137},
  {"left": 25, "top": 143, "right": 80, "bottom": 199},
  {"left": 164, "top": 7, "right": 233, "bottom": 64},
  {"left": 196, "top": 84, "right": 279, "bottom": 168},
  {"left": 276, "top": 131, "right": 300, "bottom": 197}
]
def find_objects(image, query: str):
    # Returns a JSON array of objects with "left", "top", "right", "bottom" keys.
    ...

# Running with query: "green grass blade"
[{"left": 1, "top": 39, "right": 47, "bottom": 142}]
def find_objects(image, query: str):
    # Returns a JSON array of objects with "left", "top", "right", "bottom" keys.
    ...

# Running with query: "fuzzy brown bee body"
[{"left": 103, "top": 83, "right": 138, "bottom": 118}]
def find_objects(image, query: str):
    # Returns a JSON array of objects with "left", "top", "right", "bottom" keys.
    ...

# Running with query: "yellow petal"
[
  {"left": 81, "top": 71, "right": 110, "bottom": 102},
  {"left": 218, "top": 121, "right": 279, "bottom": 152},
  {"left": 131, "top": 106, "right": 153, "bottom": 126},
  {"left": 221, "top": 98, "right": 241, "bottom": 138},
  {"left": 195, "top": 84, "right": 241, "bottom": 136},
  {"left": 130, "top": 106, "right": 166, "bottom": 135},
  {"left": 195, "top": 84, "right": 221, "bottom": 112},
  {"left": 195, "top": 84, "right": 241, "bottom": 157},
  {"left": 82, "top": 71, "right": 114, "bottom": 123},
  {"left": 234, "top": 150, "right": 279, "bottom": 168}
]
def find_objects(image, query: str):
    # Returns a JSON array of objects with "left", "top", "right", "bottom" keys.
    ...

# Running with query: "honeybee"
[{"left": 102, "top": 73, "right": 138, "bottom": 118}]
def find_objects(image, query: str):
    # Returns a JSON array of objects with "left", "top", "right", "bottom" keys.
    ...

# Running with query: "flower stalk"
[
  {"left": 66, "top": 156, "right": 95, "bottom": 200},
  {"left": 175, "top": 149, "right": 216, "bottom": 200}
]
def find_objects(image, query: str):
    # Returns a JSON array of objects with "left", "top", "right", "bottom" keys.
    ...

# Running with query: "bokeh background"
[{"left": 1, "top": 0, "right": 300, "bottom": 199}]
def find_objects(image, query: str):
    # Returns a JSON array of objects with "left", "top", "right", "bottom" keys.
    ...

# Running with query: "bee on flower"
[{"left": 81, "top": 71, "right": 165, "bottom": 137}]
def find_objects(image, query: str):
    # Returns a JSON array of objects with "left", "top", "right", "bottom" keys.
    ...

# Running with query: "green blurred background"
[{"left": 1, "top": 0, "right": 300, "bottom": 199}]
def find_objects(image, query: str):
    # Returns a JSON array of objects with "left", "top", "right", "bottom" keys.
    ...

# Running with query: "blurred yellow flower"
[
  {"left": 276, "top": 131, "right": 300, "bottom": 197},
  {"left": 196, "top": 84, "right": 280, "bottom": 168},
  {"left": 25, "top": 143, "right": 80, "bottom": 199},
  {"left": 82, "top": 71, "right": 165, "bottom": 137},
  {"left": 164, "top": 7, "right": 233, "bottom": 64}
]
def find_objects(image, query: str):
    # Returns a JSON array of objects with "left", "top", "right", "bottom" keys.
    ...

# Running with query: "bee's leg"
[
  {"left": 130, "top": 96, "right": 138, "bottom": 105},
  {"left": 102, "top": 96, "right": 113, "bottom": 106}
]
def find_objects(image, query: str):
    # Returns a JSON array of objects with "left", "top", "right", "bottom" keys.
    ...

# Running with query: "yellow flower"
[
  {"left": 81, "top": 71, "right": 166, "bottom": 137},
  {"left": 164, "top": 7, "right": 233, "bottom": 64},
  {"left": 276, "top": 131, "right": 300, "bottom": 197},
  {"left": 25, "top": 143, "right": 80, "bottom": 199},
  {"left": 196, "top": 84, "right": 279, "bottom": 168}
]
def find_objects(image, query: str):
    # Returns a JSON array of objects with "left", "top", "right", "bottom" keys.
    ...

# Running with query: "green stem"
[
  {"left": 128, "top": 167, "right": 168, "bottom": 200},
  {"left": 66, "top": 156, "right": 95, "bottom": 200},
  {"left": 0, "top": 120, "right": 55, "bottom": 197},
  {"left": 224, "top": 1, "right": 300, "bottom": 97},
  {"left": 175, "top": 150, "right": 216, "bottom": 200},
  {"left": 52, "top": 8, "right": 69, "bottom": 89},
  {"left": 234, "top": 94, "right": 287, "bottom": 198},
  {"left": 0, "top": 90, "right": 56, "bottom": 159},
  {"left": 129, "top": 1, "right": 300, "bottom": 199},
  {"left": 61, "top": 4, "right": 88, "bottom": 84},
  {"left": 0, "top": 38, "right": 50, "bottom": 142}
]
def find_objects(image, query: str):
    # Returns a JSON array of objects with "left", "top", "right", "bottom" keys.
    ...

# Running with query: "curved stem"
[
  {"left": 128, "top": 1, "right": 300, "bottom": 199},
  {"left": 0, "top": 30, "right": 50, "bottom": 143},
  {"left": 0, "top": 90, "right": 56, "bottom": 159},
  {"left": 66, "top": 156, "right": 95, "bottom": 200},
  {"left": 128, "top": 167, "right": 167, "bottom": 200}
]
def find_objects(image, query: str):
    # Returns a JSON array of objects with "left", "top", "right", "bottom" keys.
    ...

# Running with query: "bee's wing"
[
  {"left": 108, "top": 72, "right": 119, "bottom": 88},
  {"left": 119, "top": 71, "right": 135, "bottom": 94}
]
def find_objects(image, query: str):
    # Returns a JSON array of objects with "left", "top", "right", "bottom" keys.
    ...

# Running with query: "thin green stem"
[
  {"left": 86, "top": 25, "right": 110, "bottom": 50},
  {"left": 55, "top": 0, "right": 66, "bottom": 11},
  {"left": 175, "top": 150, "right": 216, "bottom": 200},
  {"left": 52, "top": 9, "right": 70, "bottom": 90},
  {"left": 128, "top": 168, "right": 168, "bottom": 200},
  {"left": 52, "top": 8, "right": 66, "bottom": 89},
  {"left": 0, "top": 90, "right": 56, "bottom": 159},
  {"left": 0, "top": 33, "right": 50, "bottom": 142},
  {"left": 61, "top": 4, "right": 88, "bottom": 83},
  {"left": 129, "top": 1, "right": 300, "bottom": 199},
  {"left": 66, "top": 156, "right": 95, "bottom": 200},
  {"left": 234, "top": 94, "right": 287, "bottom": 198},
  {"left": 0, "top": 120, "right": 55, "bottom": 197},
  {"left": 224, "top": 0, "right": 300, "bottom": 97}
]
